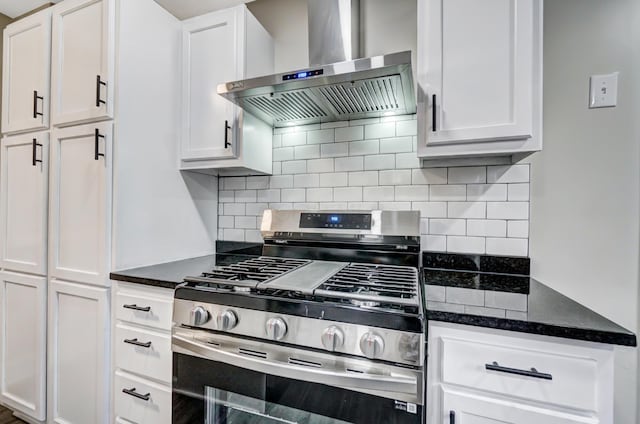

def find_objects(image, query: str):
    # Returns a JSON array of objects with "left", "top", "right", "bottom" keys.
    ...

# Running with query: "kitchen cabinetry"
[
  {"left": 112, "top": 281, "right": 173, "bottom": 424},
  {"left": 50, "top": 0, "right": 114, "bottom": 127},
  {"left": 1, "top": 9, "right": 51, "bottom": 134},
  {"left": 427, "top": 322, "right": 613, "bottom": 424},
  {"left": 417, "top": 0, "right": 543, "bottom": 162},
  {"left": 0, "top": 132, "right": 49, "bottom": 275},
  {"left": 48, "top": 279, "right": 109, "bottom": 424},
  {"left": 49, "top": 122, "right": 112, "bottom": 286},
  {"left": 0, "top": 271, "right": 47, "bottom": 421},
  {"left": 180, "top": 5, "right": 274, "bottom": 175}
]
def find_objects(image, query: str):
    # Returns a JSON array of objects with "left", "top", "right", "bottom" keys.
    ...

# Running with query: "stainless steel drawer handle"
[
  {"left": 485, "top": 361, "right": 553, "bottom": 380},
  {"left": 124, "top": 338, "right": 152, "bottom": 348},
  {"left": 123, "top": 304, "right": 151, "bottom": 312},
  {"left": 122, "top": 387, "right": 150, "bottom": 401}
]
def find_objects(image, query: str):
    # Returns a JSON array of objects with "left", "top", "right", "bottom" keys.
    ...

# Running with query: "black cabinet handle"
[
  {"left": 33, "top": 90, "right": 44, "bottom": 119},
  {"left": 32, "top": 138, "right": 43, "bottom": 167},
  {"left": 485, "top": 361, "right": 553, "bottom": 380},
  {"left": 94, "top": 129, "right": 105, "bottom": 161},
  {"left": 122, "top": 387, "right": 150, "bottom": 401},
  {"left": 123, "top": 304, "right": 151, "bottom": 312},
  {"left": 96, "top": 75, "right": 106, "bottom": 107},
  {"left": 224, "top": 120, "right": 232, "bottom": 149},
  {"left": 432, "top": 94, "right": 437, "bottom": 132},
  {"left": 124, "top": 338, "right": 152, "bottom": 348},
  {"left": 449, "top": 411, "right": 455, "bottom": 424}
]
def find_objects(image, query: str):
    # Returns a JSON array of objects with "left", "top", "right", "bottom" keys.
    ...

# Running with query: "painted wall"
[
  {"left": 529, "top": 0, "right": 640, "bottom": 422},
  {"left": 0, "top": 12, "right": 12, "bottom": 133}
]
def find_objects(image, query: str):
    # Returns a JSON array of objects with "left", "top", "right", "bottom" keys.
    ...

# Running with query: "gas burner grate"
[{"left": 315, "top": 263, "right": 419, "bottom": 306}]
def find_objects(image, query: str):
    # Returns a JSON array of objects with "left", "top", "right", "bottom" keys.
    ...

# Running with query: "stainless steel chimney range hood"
[{"left": 217, "top": 0, "right": 415, "bottom": 128}]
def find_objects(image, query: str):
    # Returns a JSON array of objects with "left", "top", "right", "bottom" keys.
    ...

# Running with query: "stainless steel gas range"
[{"left": 172, "top": 210, "right": 425, "bottom": 424}]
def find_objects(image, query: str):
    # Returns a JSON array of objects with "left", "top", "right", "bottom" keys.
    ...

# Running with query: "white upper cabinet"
[
  {"left": 0, "top": 132, "right": 49, "bottom": 275},
  {"left": 417, "top": 0, "right": 542, "bottom": 160},
  {"left": 181, "top": 5, "right": 274, "bottom": 175},
  {"left": 49, "top": 122, "right": 112, "bottom": 286},
  {"left": 51, "top": 0, "right": 114, "bottom": 127},
  {"left": 1, "top": 9, "right": 51, "bottom": 135}
]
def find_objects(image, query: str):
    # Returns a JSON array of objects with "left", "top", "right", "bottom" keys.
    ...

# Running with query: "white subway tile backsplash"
[
  {"left": 363, "top": 186, "right": 395, "bottom": 201},
  {"left": 430, "top": 185, "right": 466, "bottom": 201},
  {"left": 379, "top": 137, "right": 413, "bottom": 153},
  {"left": 447, "top": 202, "right": 486, "bottom": 219},
  {"left": 364, "top": 154, "right": 395, "bottom": 170},
  {"left": 487, "top": 202, "right": 529, "bottom": 220},
  {"left": 412, "top": 168, "right": 447, "bottom": 185},
  {"left": 379, "top": 169, "right": 411, "bottom": 185},
  {"left": 294, "top": 145, "right": 320, "bottom": 159},
  {"left": 294, "top": 174, "right": 320, "bottom": 188},
  {"left": 320, "top": 172, "right": 348, "bottom": 187},
  {"left": 395, "top": 185, "right": 429, "bottom": 201},
  {"left": 281, "top": 160, "right": 307, "bottom": 174},
  {"left": 281, "top": 188, "right": 306, "bottom": 202},
  {"left": 348, "top": 171, "right": 379, "bottom": 187},
  {"left": 448, "top": 167, "right": 487, "bottom": 184},
  {"left": 307, "top": 158, "right": 334, "bottom": 173},
  {"left": 321, "top": 142, "right": 349, "bottom": 158},
  {"left": 334, "top": 187, "right": 363, "bottom": 202},
  {"left": 219, "top": 116, "right": 530, "bottom": 257},
  {"left": 487, "top": 164, "right": 530, "bottom": 183},
  {"left": 335, "top": 126, "right": 364, "bottom": 142},
  {"left": 365, "top": 122, "right": 395, "bottom": 139},
  {"left": 335, "top": 156, "right": 364, "bottom": 172}
]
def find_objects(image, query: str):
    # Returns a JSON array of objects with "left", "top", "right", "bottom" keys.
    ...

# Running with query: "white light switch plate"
[{"left": 589, "top": 72, "right": 618, "bottom": 108}]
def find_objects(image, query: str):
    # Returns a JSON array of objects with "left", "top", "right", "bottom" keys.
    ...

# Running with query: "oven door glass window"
[{"left": 205, "top": 387, "right": 352, "bottom": 424}]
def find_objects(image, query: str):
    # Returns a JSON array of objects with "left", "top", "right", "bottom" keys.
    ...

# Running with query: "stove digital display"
[{"left": 300, "top": 213, "right": 371, "bottom": 230}]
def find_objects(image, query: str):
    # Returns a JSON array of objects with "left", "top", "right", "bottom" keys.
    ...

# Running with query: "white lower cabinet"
[
  {"left": 113, "top": 281, "right": 174, "bottom": 424},
  {"left": 427, "top": 322, "right": 614, "bottom": 424},
  {"left": 48, "top": 279, "right": 110, "bottom": 424},
  {"left": 442, "top": 388, "right": 597, "bottom": 424},
  {"left": 0, "top": 271, "right": 47, "bottom": 421}
]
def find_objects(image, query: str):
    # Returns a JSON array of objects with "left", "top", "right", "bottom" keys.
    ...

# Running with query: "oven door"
[{"left": 172, "top": 329, "right": 423, "bottom": 424}]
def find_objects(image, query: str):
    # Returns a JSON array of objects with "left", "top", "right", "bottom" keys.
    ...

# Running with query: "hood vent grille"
[
  {"left": 245, "top": 91, "right": 328, "bottom": 123},
  {"left": 318, "top": 75, "right": 403, "bottom": 117}
]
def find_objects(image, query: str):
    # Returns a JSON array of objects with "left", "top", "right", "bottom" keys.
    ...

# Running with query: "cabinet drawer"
[
  {"left": 115, "top": 292, "right": 173, "bottom": 331},
  {"left": 441, "top": 337, "right": 598, "bottom": 412},
  {"left": 115, "top": 371, "right": 171, "bottom": 424},
  {"left": 115, "top": 323, "right": 171, "bottom": 384}
]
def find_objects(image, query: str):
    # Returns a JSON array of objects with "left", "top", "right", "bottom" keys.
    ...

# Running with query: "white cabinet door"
[
  {"left": 48, "top": 279, "right": 109, "bottom": 424},
  {"left": 442, "top": 388, "right": 597, "bottom": 424},
  {"left": 51, "top": 0, "right": 114, "bottom": 127},
  {"left": 1, "top": 9, "right": 51, "bottom": 134},
  {"left": 49, "top": 122, "right": 112, "bottom": 286},
  {"left": 181, "top": 7, "right": 244, "bottom": 161},
  {"left": 419, "top": 0, "right": 537, "bottom": 146},
  {"left": 0, "top": 271, "right": 47, "bottom": 421},
  {"left": 0, "top": 132, "right": 49, "bottom": 275}
]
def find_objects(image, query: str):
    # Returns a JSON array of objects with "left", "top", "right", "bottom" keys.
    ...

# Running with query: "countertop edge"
[
  {"left": 109, "top": 272, "right": 180, "bottom": 289},
  {"left": 426, "top": 310, "right": 638, "bottom": 347}
]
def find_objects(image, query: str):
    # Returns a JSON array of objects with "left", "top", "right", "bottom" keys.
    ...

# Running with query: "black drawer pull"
[
  {"left": 224, "top": 120, "right": 232, "bottom": 148},
  {"left": 485, "top": 361, "right": 553, "bottom": 380},
  {"left": 123, "top": 304, "right": 151, "bottom": 312},
  {"left": 449, "top": 410, "right": 455, "bottom": 424},
  {"left": 33, "top": 90, "right": 44, "bottom": 118},
  {"left": 124, "top": 338, "right": 152, "bottom": 348},
  {"left": 432, "top": 94, "right": 437, "bottom": 132},
  {"left": 96, "top": 75, "right": 107, "bottom": 107},
  {"left": 122, "top": 387, "right": 150, "bottom": 401},
  {"left": 32, "top": 138, "right": 43, "bottom": 166},
  {"left": 94, "top": 128, "right": 105, "bottom": 160}
]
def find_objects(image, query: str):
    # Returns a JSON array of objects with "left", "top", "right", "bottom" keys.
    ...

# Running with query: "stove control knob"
[
  {"left": 216, "top": 310, "right": 238, "bottom": 331},
  {"left": 265, "top": 317, "right": 287, "bottom": 341},
  {"left": 360, "top": 332, "right": 385, "bottom": 359},
  {"left": 190, "top": 306, "right": 210, "bottom": 326},
  {"left": 321, "top": 326, "right": 345, "bottom": 351}
]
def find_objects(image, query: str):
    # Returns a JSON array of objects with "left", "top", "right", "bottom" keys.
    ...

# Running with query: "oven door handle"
[{"left": 172, "top": 335, "right": 417, "bottom": 394}]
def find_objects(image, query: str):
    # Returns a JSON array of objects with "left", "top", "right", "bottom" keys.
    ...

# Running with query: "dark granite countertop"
[{"left": 423, "top": 253, "right": 637, "bottom": 347}]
